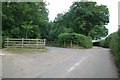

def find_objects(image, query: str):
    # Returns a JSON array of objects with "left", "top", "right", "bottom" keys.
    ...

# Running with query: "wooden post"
[
  {"left": 44, "top": 39, "right": 46, "bottom": 47},
  {"left": 22, "top": 38, "right": 24, "bottom": 48},
  {"left": 7, "top": 38, "right": 9, "bottom": 48},
  {"left": 70, "top": 41, "right": 72, "bottom": 48},
  {"left": 36, "top": 38, "right": 38, "bottom": 49}
]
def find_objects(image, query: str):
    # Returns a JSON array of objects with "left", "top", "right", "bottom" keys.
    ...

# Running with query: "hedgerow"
[
  {"left": 93, "top": 31, "right": 120, "bottom": 76},
  {"left": 58, "top": 33, "right": 93, "bottom": 48},
  {"left": 109, "top": 32, "right": 120, "bottom": 76},
  {"left": 98, "top": 31, "right": 120, "bottom": 76}
]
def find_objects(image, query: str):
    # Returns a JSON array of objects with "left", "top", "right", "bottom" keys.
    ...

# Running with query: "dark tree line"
[{"left": 2, "top": 2, "right": 109, "bottom": 41}]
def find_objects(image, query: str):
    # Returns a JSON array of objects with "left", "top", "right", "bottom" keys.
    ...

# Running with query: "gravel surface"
[{"left": 1, "top": 47, "right": 118, "bottom": 78}]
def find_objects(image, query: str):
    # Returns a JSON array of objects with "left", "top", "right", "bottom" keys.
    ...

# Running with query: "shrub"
[
  {"left": 104, "top": 36, "right": 112, "bottom": 48},
  {"left": 103, "top": 32, "right": 119, "bottom": 54},
  {"left": 96, "top": 38, "right": 110, "bottom": 48},
  {"left": 98, "top": 33, "right": 117, "bottom": 48},
  {"left": 94, "top": 31, "right": 120, "bottom": 75},
  {"left": 58, "top": 33, "right": 93, "bottom": 48},
  {"left": 109, "top": 32, "right": 120, "bottom": 73},
  {"left": 58, "top": 33, "right": 72, "bottom": 43},
  {"left": 105, "top": 31, "right": 120, "bottom": 76},
  {"left": 118, "top": 29, "right": 120, "bottom": 75},
  {"left": 109, "top": 32, "right": 118, "bottom": 54},
  {"left": 2, "top": 36, "right": 7, "bottom": 48},
  {"left": 84, "top": 36, "right": 93, "bottom": 48},
  {"left": 99, "top": 40, "right": 106, "bottom": 47},
  {"left": 103, "top": 32, "right": 118, "bottom": 48}
]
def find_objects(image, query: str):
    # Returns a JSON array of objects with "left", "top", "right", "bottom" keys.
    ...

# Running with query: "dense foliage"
[
  {"left": 98, "top": 32, "right": 117, "bottom": 48},
  {"left": 109, "top": 31, "right": 120, "bottom": 76},
  {"left": 48, "top": 2, "right": 109, "bottom": 40},
  {"left": 110, "top": 31, "right": 120, "bottom": 74},
  {"left": 118, "top": 28, "right": 120, "bottom": 75},
  {"left": 58, "top": 33, "right": 93, "bottom": 48},
  {"left": 89, "top": 25, "right": 108, "bottom": 39},
  {"left": 2, "top": 2, "right": 109, "bottom": 49},
  {"left": 109, "top": 32, "right": 118, "bottom": 53},
  {"left": 2, "top": 2, "right": 48, "bottom": 39}
]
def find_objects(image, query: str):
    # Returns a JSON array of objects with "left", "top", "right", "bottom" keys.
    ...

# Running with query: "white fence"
[{"left": 5, "top": 38, "right": 46, "bottom": 49}]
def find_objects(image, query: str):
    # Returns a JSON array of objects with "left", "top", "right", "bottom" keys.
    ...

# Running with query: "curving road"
[{"left": 1, "top": 47, "right": 118, "bottom": 78}]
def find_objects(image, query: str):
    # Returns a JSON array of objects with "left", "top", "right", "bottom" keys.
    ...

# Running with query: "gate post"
[
  {"left": 22, "top": 38, "right": 24, "bottom": 48},
  {"left": 43, "top": 39, "right": 46, "bottom": 48},
  {"left": 36, "top": 38, "right": 38, "bottom": 49},
  {"left": 7, "top": 38, "right": 9, "bottom": 48}
]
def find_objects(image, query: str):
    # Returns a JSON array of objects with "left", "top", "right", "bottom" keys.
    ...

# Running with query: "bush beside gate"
[{"left": 58, "top": 33, "right": 93, "bottom": 48}]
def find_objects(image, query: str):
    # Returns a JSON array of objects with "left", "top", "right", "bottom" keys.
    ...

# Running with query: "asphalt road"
[
  {"left": 1, "top": 47, "right": 118, "bottom": 78},
  {"left": 0, "top": 50, "right": 2, "bottom": 79}
]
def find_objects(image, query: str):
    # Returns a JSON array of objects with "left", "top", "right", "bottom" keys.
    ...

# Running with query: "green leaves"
[
  {"left": 50, "top": 2, "right": 109, "bottom": 40},
  {"left": 58, "top": 33, "right": 93, "bottom": 48},
  {"left": 89, "top": 25, "right": 108, "bottom": 39},
  {"left": 2, "top": 2, "right": 48, "bottom": 38},
  {"left": 103, "top": 30, "right": 119, "bottom": 73},
  {"left": 68, "top": 2, "right": 109, "bottom": 35}
]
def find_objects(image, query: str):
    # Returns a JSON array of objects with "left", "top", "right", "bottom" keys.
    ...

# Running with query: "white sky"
[{"left": 45, "top": 0, "right": 119, "bottom": 34}]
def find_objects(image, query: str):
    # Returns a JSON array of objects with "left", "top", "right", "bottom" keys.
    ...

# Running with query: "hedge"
[
  {"left": 109, "top": 32, "right": 118, "bottom": 54},
  {"left": 98, "top": 31, "right": 120, "bottom": 76},
  {"left": 109, "top": 32, "right": 120, "bottom": 75},
  {"left": 96, "top": 32, "right": 117, "bottom": 48},
  {"left": 93, "top": 31, "right": 120, "bottom": 76},
  {"left": 58, "top": 33, "right": 93, "bottom": 48}
]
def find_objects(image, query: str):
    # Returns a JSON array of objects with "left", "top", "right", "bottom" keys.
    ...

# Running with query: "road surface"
[
  {"left": 0, "top": 49, "right": 2, "bottom": 79},
  {"left": 1, "top": 47, "right": 118, "bottom": 78}
]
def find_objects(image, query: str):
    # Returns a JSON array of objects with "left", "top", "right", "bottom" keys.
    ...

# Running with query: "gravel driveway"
[{"left": 1, "top": 47, "right": 118, "bottom": 78}]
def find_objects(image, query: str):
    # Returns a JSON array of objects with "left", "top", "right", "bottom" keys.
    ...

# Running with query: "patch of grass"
[{"left": 5, "top": 48, "right": 47, "bottom": 54}]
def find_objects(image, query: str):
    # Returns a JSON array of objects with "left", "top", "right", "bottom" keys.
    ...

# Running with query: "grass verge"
[{"left": 5, "top": 48, "right": 47, "bottom": 54}]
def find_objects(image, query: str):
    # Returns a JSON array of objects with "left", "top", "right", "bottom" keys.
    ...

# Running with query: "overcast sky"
[{"left": 45, "top": 0, "right": 119, "bottom": 34}]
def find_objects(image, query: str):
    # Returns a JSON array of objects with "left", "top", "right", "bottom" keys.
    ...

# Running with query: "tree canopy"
[
  {"left": 2, "top": 2, "right": 48, "bottom": 38},
  {"left": 2, "top": 1, "right": 109, "bottom": 41},
  {"left": 48, "top": 2, "right": 109, "bottom": 40}
]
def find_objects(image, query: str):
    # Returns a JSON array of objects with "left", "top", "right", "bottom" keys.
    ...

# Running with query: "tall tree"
[
  {"left": 89, "top": 25, "right": 108, "bottom": 39},
  {"left": 48, "top": 13, "right": 73, "bottom": 40},
  {"left": 2, "top": 2, "right": 48, "bottom": 38},
  {"left": 65, "top": 2, "right": 109, "bottom": 36},
  {"left": 48, "top": 2, "right": 109, "bottom": 41}
]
